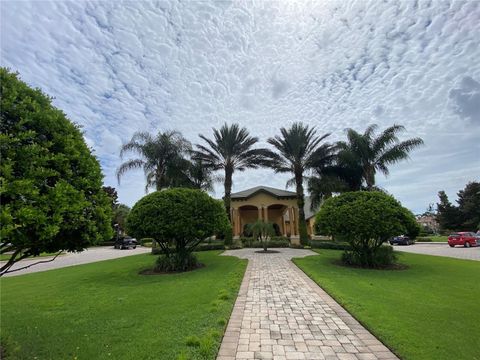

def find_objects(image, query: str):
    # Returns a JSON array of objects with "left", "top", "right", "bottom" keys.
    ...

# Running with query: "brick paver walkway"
[{"left": 218, "top": 248, "right": 398, "bottom": 360}]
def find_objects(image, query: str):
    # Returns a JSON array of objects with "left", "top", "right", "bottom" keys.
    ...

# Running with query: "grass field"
[
  {"left": 1, "top": 251, "right": 246, "bottom": 360},
  {"left": 293, "top": 250, "right": 480, "bottom": 360},
  {"left": 0, "top": 251, "right": 64, "bottom": 261}
]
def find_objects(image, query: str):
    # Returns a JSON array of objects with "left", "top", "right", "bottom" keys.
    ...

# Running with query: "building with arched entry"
[{"left": 230, "top": 186, "right": 317, "bottom": 245}]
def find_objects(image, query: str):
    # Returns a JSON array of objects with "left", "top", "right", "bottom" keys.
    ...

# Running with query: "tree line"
[
  {"left": 436, "top": 182, "right": 480, "bottom": 231},
  {"left": 117, "top": 123, "right": 424, "bottom": 245}
]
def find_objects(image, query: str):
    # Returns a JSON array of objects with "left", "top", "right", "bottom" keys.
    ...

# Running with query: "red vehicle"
[{"left": 448, "top": 232, "right": 478, "bottom": 248}]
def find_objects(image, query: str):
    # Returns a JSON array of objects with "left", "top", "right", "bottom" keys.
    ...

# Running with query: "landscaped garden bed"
[
  {"left": 293, "top": 249, "right": 480, "bottom": 360},
  {"left": 0, "top": 251, "right": 246, "bottom": 360}
]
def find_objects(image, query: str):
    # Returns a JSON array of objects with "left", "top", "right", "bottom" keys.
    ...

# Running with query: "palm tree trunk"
[
  {"left": 365, "top": 165, "right": 375, "bottom": 190},
  {"left": 295, "top": 171, "right": 309, "bottom": 245},
  {"left": 224, "top": 166, "right": 233, "bottom": 221}
]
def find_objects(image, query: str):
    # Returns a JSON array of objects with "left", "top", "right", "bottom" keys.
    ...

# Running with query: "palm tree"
[
  {"left": 337, "top": 124, "right": 424, "bottom": 189},
  {"left": 267, "top": 122, "right": 331, "bottom": 245},
  {"left": 184, "top": 159, "right": 220, "bottom": 192},
  {"left": 193, "top": 123, "right": 271, "bottom": 221},
  {"left": 117, "top": 130, "right": 192, "bottom": 192}
]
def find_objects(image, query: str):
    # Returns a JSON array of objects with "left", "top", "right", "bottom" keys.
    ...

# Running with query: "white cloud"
[{"left": 1, "top": 0, "right": 479, "bottom": 212}]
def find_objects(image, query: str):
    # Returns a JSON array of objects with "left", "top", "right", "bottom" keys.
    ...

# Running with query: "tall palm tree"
[
  {"left": 117, "top": 130, "right": 192, "bottom": 192},
  {"left": 267, "top": 122, "right": 331, "bottom": 245},
  {"left": 193, "top": 123, "right": 271, "bottom": 221},
  {"left": 184, "top": 159, "right": 220, "bottom": 192},
  {"left": 337, "top": 124, "right": 424, "bottom": 189}
]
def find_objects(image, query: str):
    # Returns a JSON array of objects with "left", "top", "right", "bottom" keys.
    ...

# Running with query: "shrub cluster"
[{"left": 310, "top": 240, "right": 350, "bottom": 250}]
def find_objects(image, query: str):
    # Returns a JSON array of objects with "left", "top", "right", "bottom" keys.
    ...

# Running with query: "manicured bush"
[
  {"left": 315, "top": 191, "right": 416, "bottom": 268},
  {"left": 127, "top": 188, "right": 229, "bottom": 272}
]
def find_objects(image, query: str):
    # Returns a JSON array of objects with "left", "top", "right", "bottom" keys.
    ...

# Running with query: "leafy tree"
[
  {"left": 337, "top": 124, "right": 424, "bottom": 190},
  {"left": 126, "top": 188, "right": 229, "bottom": 272},
  {"left": 193, "top": 123, "right": 271, "bottom": 243},
  {"left": 117, "top": 131, "right": 192, "bottom": 192},
  {"left": 112, "top": 204, "right": 130, "bottom": 233},
  {"left": 248, "top": 220, "right": 276, "bottom": 252},
  {"left": 436, "top": 191, "right": 462, "bottom": 230},
  {"left": 0, "top": 68, "right": 112, "bottom": 275},
  {"left": 102, "top": 186, "right": 118, "bottom": 208},
  {"left": 437, "top": 182, "right": 480, "bottom": 231},
  {"left": 267, "top": 122, "right": 331, "bottom": 245},
  {"left": 315, "top": 191, "right": 417, "bottom": 268},
  {"left": 457, "top": 181, "right": 480, "bottom": 230}
]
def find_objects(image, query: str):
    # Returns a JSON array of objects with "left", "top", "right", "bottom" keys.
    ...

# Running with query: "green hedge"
[
  {"left": 416, "top": 237, "right": 433, "bottom": 242},
  {"left": 240, "top": 236, "right": 290, "bottom": 248},
  {"left": 151, "top": 243, "right": 225, "bottom": 254},
  {"left": 310, "top": 240, "right": 351, "bottom": 250}
]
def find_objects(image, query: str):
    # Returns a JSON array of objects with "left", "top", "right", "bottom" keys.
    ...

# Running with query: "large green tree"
[
  {"left": 117, "top": 131, "right": 192, "bottom": 192},
  {"left": 193, "top": 123, "right": 271, "bottom": 222},
  {"left": 0, "top": 68, "right": 112, "bottom": 275},
  {"left": 457, "top": 182, "right": 480, "bottom": 230},
  {"left": 437, "top": 182, "right": 480, "bottom": 231},
  {"left": 337, "top": 124, "right": 424, "bottom": 190},
  {"left": 267, "top": 122, "right": 331, "bottom": 245}
]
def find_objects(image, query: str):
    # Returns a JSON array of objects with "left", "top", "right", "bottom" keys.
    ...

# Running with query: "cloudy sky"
[{"left": 2, "top": 0, "right": 479, "bottom": 213}]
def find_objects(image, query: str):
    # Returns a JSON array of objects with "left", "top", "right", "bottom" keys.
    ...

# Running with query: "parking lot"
[{"left": 394, "top": 243, "right": 480, "bottom": 261}]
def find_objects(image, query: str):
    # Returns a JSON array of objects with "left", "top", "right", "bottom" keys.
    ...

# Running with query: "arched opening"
[
  {"left": 267, "top": 204, "right": 288, "bottom": 236},
  {"left": 238, "top": 205, "right": 259, "bottom": 237}
]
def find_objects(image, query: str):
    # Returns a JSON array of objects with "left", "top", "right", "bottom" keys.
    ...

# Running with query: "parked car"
[
  {"left": 114, "top": 237, "right": 138, "bottom": 250},
  {"left": 390, "top": 235, "right": 414, "bottom": 245},
  {"left": 448, "top": 232, "right": 478, "bottom": 248}
]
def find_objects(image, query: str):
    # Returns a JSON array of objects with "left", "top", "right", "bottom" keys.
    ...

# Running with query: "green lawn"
[
  {"left": 293, "top": 250, "right": 480, "bottom": 360},
  {"left": 429, "top": 235, "right": 449, "bottom": 242},
  {"left": 0, "top": 251, "right": 64, "bottom": 261},
  {"left": 1, "top": 251, "right": 246, "bottom": 360}
]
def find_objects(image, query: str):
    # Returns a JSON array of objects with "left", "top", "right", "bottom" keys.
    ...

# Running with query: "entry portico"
[{"left": 230, "top": 186, "right": 301, "bottom": 243}]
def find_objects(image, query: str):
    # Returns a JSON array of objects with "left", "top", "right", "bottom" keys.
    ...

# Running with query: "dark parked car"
[
  {"left": 114, "top": 237, "right": 138, "bottom": 250},
  {"left": 389, "top": 235, "right": 414, "bottom": 245},
  {"left": 448, "top": 232, "right": 478, "bottom": 248}
]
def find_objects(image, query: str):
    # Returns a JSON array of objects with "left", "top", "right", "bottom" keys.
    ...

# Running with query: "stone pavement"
[
  {"left": 393, "top": 243, "right": 480, "bottom": 261},
  {"left": 218, "top": 248, "right": 398, "bottom": 360}
]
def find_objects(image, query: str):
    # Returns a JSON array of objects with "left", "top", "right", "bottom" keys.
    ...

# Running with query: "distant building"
[{"left": 416, "top": 214, "right": 439, "bottom": 233}]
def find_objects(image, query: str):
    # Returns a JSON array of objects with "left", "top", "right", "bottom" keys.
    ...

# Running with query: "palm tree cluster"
[
  {"left": 117, "top": 122, "right": 423, "bottom": 245},
  {"left": 116, "top": 130, "right": 215, "bottom": 193}
]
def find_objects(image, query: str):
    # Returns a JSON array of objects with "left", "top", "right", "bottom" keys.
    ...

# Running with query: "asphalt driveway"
[
  {"left": 1, "top": 246, "right": 151, "bottom": 277},
  {"left": 394, "top": 243, "right": 480, "bottom": 261}
]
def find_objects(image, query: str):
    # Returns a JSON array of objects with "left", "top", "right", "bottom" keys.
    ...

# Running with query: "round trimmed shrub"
[
  {"left": 127, "top": 188, "right": 229, "bottom": 272},
  {"left": 315, "top": 191, "right": 417, "bottom": 268}
]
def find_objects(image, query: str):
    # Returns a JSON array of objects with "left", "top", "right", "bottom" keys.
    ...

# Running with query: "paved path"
[
  {"left": 393, "top": 243, "right": 480, "bottom": 261},
  {"left": 218, "top": 248, "right": 398, "bottom": 360},
  {"left": 1, "top": 246, "right": 151, "bottom": 277}
]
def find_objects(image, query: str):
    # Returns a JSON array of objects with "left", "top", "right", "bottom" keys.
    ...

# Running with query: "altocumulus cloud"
[{"left": 1, "top": 0, "right": 479, "bottom": 213}]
